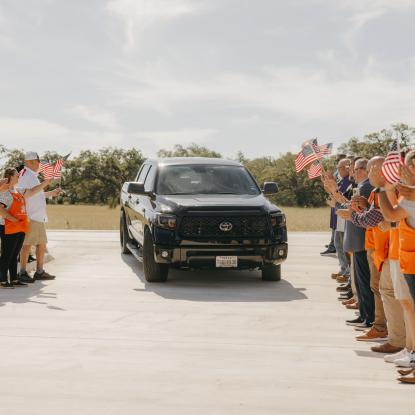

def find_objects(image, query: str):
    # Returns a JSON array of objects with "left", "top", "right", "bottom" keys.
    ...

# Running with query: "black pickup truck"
[{"left": 120, "top": 158, "right": 288, "bottom": 282}]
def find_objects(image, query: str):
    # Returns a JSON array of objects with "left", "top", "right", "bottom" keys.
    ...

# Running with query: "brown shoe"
[
  {"left": 371, "top": 343, "right": 403, "bottom": 354},
  {"left": 356, "top": 327, "right": 388, "bottom": 342},
  {"left": 398, "top": 374, "right": 415, "bottom": 384},
  {"left": 336, "top": 275, "right": 349, "bottom": 283},
  {"left": 346, "top": 303, "right": 359, "bottom": 310},
  {"left": 398, "top": 368, "right": 414, "bottom": 376},
  {"left": 331, "top": 273, "right": 341, "bottom": 280},
  {"left": 342, "top": 297, "right": 356, "bottom": 306}
]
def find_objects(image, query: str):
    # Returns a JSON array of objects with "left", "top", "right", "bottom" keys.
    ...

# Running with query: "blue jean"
[
  {"left": 334, "top": 231, "right": 350, "bottom": 276},
  {"left": 404, "top": 274, "right": 415, "bottom": 303},
  {"left": 354, "top": 250, "right": 374, "bottom": 325}
]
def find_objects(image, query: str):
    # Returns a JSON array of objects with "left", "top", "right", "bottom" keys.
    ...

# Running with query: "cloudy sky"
[{"left": 0, "top": 0, "right": 415, "bottom": 159}]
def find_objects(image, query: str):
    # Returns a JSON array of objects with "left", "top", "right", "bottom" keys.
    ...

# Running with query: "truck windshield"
[{"left": 156, "top": 165, "right": 261, "bottom": 196}]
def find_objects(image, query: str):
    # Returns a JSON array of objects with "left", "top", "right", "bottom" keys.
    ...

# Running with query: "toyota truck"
[{"left": 120, "top": 157, "right": 288, "bottom": 282}]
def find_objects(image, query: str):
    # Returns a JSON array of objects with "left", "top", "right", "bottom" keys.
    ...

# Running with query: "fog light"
[
  {"left": 161, "top": 250, "right": 169, "bottom": 258},
  {"left": 278, "top": 249, "right": 285, "bottom": 256}
]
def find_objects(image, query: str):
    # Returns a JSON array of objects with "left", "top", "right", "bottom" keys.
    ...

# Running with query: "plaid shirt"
[{"left": 351, "top": 208, "right": 384, "bottom": 229}]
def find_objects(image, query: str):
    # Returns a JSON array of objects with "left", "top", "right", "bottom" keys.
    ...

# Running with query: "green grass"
[{"left": 46, "top": 205, "right": 331, "bottom": 232}]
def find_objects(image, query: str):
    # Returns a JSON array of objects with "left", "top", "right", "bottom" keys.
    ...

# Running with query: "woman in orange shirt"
[{"left": 0, "top": 168, "right": 51, "bottom": 288}]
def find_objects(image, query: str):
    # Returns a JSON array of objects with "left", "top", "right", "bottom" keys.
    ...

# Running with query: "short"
[
  {"left": 23, "top": 220, "right": 48, "bottom": 246},
  {"left": 389, "top": 260, "right": 412, "bottom": 300},
  {"left": 404, "top": 274, "right": 415, "bottom": 303}
]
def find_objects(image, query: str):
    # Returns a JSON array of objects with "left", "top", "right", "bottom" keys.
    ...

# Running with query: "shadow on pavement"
[
  {"left": 0, "top": 282, "right": 65, "bottom": 310},
  {"left": 122, "top": 254, "right": 307, "bottom": 303}
]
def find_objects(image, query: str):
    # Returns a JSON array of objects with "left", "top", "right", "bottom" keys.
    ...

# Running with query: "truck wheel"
[
  {"left": 120, "top": 213, "right": 131, "bottom": 254},
  {"left": 143, "top": 230, "right": 169, "bottom": 282},
  {"left": 262, "top": 264, "right": 281, "bottom": 281}
]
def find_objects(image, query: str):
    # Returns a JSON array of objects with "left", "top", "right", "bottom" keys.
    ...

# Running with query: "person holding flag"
[{"left": 16, "top": 151, "right": 63, "bottom": 283}]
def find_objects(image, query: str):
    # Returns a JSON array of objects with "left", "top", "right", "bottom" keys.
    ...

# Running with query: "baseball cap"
[{"left": 24, "top": 151, "right": 40, "bottom": 161}]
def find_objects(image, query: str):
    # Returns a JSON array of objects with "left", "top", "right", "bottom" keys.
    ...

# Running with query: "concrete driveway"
[{"left": 0, "top": 231, "right": 412, "bottom": 414}]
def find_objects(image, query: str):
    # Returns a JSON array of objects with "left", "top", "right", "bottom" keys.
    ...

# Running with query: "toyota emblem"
[{"left": 219, "top": 221, "right": 233, "bottom": 232}]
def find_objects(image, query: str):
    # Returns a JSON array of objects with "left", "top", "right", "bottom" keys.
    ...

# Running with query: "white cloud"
[
  {"left": 105, "top": 0, "right": 206, "bottom": 50},
  {"left": 0, "top": 117, "right": 124, "bottom": 155},
  {"left": 71, "top": 105, "right": 119, "bottom": 130},
  {"left": 110, "top": 63, "right": 415, "bottom": 126}
]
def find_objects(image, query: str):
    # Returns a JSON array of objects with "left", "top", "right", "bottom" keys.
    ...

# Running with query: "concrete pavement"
[{"left": 0, "top": 231, "right": 412, "bottom": 414}]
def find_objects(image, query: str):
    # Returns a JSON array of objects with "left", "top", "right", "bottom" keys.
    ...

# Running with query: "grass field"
[{"left": 46, "top": 205, "right": 331, "bottom": 232}]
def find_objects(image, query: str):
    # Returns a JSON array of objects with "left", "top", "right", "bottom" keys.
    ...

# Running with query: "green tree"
[
  {"left": 157, "top": 143, "right": 222, "bottom": 158},
  {"left": 339, "top": 123, "right": 415, "bottom": 158}
]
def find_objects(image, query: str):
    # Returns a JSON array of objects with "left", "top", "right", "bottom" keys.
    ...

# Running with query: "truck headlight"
[
  {"left": 270, "top": 212, "right": 286, "bottom": 228},
  {"left": 156, "top": 214, "right": 177, "bottom": 230}
]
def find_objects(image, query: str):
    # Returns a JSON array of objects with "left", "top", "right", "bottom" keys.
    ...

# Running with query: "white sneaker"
[
  {"left": 394, "top": 351, "right": 415, "bottom": 368},
  {"left": 384, "top": 348, "right": 408, "bottom": 363}
]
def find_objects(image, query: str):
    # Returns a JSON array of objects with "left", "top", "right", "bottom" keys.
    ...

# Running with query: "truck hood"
[{"left": 156, "top": 194, "right": 279, "bottom": 213}]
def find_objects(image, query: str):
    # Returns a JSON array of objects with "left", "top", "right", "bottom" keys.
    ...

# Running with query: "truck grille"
[{"left": 179, "top": 215, "right": 270, "bottom": 238}]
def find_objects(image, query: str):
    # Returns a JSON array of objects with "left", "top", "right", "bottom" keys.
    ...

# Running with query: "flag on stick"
[
  {"left": 318, "top": 142, "right": 333, "bottom": 156},
  {"left": 295, "top": 142, "right": 319, "bottom": 172},
  {"left": 382, "top": 139, "right": 404, "bottom": 184},
  {"left": 39, "top": 161, "right": 55, "bottom": 179},
  {"left": 307, "top": 161, "right": 322, "bottom": 179}
]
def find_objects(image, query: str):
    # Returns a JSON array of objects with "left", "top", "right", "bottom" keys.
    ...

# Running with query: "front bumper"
[{"left": 154, "top": 242, "right": 288, "bottom": 269}]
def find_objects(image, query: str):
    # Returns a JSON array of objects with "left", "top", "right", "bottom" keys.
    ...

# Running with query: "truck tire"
[
  {"left": 262, "top": 263, "right": 281, "bottom": 281},
  {"left": 143, "top": 230, "right": 169, "bottom": 282},
  {"left": 120, "top": 213, "right": 131, "bottom": 254}
]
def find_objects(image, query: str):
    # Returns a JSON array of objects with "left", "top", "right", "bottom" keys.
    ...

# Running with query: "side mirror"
[
  {"left": 263, "top": 182, "right": 279, "bottom": 195},
  {"left": 127, "top": 182, "right": 146, "bottom": 194}
]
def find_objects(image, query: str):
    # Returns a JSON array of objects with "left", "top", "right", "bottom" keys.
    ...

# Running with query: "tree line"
[{"left": 1, "top": 123, "right": 414, "bottom": 207}]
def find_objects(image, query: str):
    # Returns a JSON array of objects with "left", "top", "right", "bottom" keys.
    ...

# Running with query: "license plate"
[{"left": 216, "top": 256, "right": 238, "bottom": 268}]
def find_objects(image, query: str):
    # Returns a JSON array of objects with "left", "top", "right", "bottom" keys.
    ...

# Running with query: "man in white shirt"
[{"left": 17, "top": 151, "right": 62, "bottom": 282}]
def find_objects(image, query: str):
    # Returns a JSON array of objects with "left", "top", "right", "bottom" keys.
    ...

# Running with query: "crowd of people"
[
  {"left": 0, "top": 151, "right": 62, "bottom": 288},
  {"left": 321, "top": 151, "right": 415, "bottom": 384}
]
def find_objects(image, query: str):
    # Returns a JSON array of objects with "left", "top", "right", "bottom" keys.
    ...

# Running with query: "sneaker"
[
  {"left": 12, "top": 280, "right": 28, "bottom": 287},
  {"left": 356, "top": 327, "right": 388, "bottom": 342},
  {"left": 336, "top": 284, "right": 351, "bottom": 292},
  {"left": 0, "top": 282, "right": 14, "bottom": 289},
  {"left": 354, "top": 323, "right": 373, "bottom": 331},
  {"left": 395, "top": 351, "right": 415, "bottom": 368},
  {"left": 19, "top": 271, "right": 35, "bottom": 283},
  {"left": 33, "top": 270, "right": 55, "bottom": 280},
  {"left": 346, "top": 317, "right": 364, "bottom": 326},
  {"left": 338, "top": 291, "right": 353, "bottom": 300},
  {"left": 320, "top": 248, "right": 336, "bottom": 256},
  {"left": 385, "top": 348, "right": 408, "bottom": 363}
]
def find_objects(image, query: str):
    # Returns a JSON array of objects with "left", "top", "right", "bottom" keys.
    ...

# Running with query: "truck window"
[
  {"left": 144, "top": 165, "right": 156, "bottom": 192},
  {"left": 136, "top": 164, "right": 150, "bottom": 183}
]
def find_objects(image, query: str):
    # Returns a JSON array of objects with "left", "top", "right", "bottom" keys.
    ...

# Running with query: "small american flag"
[
  {"left": 319, "top": 142, "right": 333, "bottom": 156},
  {"left": 53, "top": 159, "right": 64, "bottom": 179},
  {"left": 39, "top": 161, "right": 55, "bottom": 180},
  {"left": 307, "top": 161, "right": 322, "bottom": 179},
  {"left": 295, "top": 142, "right": 318, "bottom": 172},
  {"left": 382, "top": 140, "right": 404, "bottom": 184}
]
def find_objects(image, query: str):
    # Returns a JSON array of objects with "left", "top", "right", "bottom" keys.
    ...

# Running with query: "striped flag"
[
  {"left": 39, "top": 161, "right": 55, "bottom": 179},
  {"left": 319, "top": 142, "right": 333, "bottom": 156},
  {"left": 382, "top": 140, "right": 404, "bottom": 184},
  {"left": 307, "top": 161, "right": 322, "bottom": 179},
  {"left": 295, "top": 142, "right": 318, "bottom": 172},
  {"left": 53, "top": 159, "right": 64, "bottom": 179}
]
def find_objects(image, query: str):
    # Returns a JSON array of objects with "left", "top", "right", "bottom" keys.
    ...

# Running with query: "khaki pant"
[
  {"left": 380, "top": 260, "right": 406, "bottom": 348},
  {"left": 367, "top": 249, "right": 387, "bottom": 332}
]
